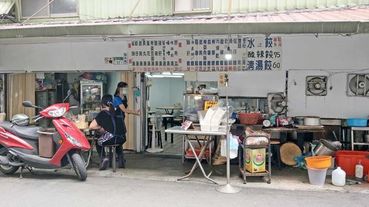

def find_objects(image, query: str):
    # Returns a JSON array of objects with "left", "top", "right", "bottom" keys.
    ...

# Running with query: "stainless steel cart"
[{"left": 239, "top": 134, "right": 271, "bottom": 184}]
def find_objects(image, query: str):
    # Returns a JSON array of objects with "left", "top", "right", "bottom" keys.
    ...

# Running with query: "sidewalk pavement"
[{"left": 86, "top": 153, "right": 369, "bottom": 194}]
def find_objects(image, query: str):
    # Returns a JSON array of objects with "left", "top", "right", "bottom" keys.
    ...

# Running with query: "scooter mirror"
[
  {"left": 22, "top": 101, "right": 34, "bottom": 108},
  {"left": 63, "top": 89, "right": 72, "bottom": 103}
]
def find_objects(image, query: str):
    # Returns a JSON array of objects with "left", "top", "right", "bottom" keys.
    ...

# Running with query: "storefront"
[{"left": 0, "top": 8, "right": 368, "bottom": 186}]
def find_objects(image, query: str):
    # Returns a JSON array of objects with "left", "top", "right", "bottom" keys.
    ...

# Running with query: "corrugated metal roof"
[
  {"left": 71, "top": 0, "right": 369, "bottom": 20},
  {"left": 213, "top": 0, "right": 369, "bottom": 13},
  {"left": 0, "top": 6, "right": 368, "bottom": 38},
  {"left": 0, "top": 0, "right": 14, "bottom": 14}
]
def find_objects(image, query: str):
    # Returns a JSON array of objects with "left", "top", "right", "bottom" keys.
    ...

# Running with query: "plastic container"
[
  {"left": 335, "top": 150, "right": 369, "bottom": 177},
  {"left": 332, "top": 167, "right": 346, "bottom": 187},
  {"left": 305, "top": 156, "right": 332, "bottom": 169},
  {"left": 355, "top": 162, "right": 364, "bottom": 179},
  {"left": 346, "top": 118, "right": 368, "bottom": 127},
  {"left": 307, "top": 167, "right": 328, "bottom": 186}
]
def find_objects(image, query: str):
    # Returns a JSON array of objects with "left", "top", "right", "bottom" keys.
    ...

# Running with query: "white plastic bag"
[{"left": 220, "top": 135, "right": 239, "bottom": 159}]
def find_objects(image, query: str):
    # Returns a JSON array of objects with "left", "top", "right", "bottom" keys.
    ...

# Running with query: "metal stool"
[
  {"left": 104, "top": 144, "right": 120, "bottom": 172},
  {"left": 270, "top": 140, "right": 282, "bottom": 169}
]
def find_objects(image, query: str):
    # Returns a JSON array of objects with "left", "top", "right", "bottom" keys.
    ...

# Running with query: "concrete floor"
[
  {"left": 84, "top": 153, "right": 369, "bottom": 194},
  {"left": 0, "top": 172, "right": 368, "bottom": 207}
]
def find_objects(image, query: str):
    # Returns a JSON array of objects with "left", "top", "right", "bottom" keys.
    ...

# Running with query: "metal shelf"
[
  {"left": 351, "top": 127, "right": 369, "bottom": 131},
  {"left": 350, "top": 127, "right": 369, "bottom": 150},
  {"left": 352, "top": 143, "right": 369, "bottom": 146},
  {"left": 239, "top": 135, "right": 272, "bottom": 184}
]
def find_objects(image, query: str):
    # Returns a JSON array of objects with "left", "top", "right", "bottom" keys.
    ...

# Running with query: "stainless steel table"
[{"left": 165, "top": 126, "right": 226, "bottom": 184}]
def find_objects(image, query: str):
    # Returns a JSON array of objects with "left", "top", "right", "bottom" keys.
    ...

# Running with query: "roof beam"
[{"left": 0, "top": 21, "right": 367, "bottom": 39}]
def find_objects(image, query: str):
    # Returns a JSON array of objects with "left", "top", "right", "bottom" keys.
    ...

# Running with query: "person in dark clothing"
[
  {"left": 89, "top": 94, "right": 126, "bottom": 170},
  {"left": 112, "top": 82, "right": 140, "bottom": 168},
  {"left": 113, "top": 82, "right": 140, "bottom": 119}
]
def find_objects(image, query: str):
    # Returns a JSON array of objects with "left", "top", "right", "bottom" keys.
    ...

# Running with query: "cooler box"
[
  {"left": 335, "top": 150, "right": 369, "bottom": 177},
  {"left": 38, "top": 130, "right": 55, "bottom": 158},
  {"left": 245, "top": 148, "right": 266, "bottom": 173}
]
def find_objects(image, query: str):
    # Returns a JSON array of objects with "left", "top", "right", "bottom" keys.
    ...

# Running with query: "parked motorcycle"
[{"left": 0, "top": 92, "right": 91, "bottom": 181}]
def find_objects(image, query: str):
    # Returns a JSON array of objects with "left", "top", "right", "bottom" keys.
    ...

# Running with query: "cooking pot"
[
  {"left": 294, "top": 116, "right": 304, "bottom": 125},
  {"left": 313, "top": 139, "right": 342, "bottom": 156},
  {"left": 304, "top": 116, "right": 320, "bottom": 126},
  {"left": 365, "top": 134, "right": 369, "bottom": 143}
]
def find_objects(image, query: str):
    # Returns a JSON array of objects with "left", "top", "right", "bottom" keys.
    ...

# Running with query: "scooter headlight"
[
  {"left": 64, "top": 132, "right": 81, "bottom": 147},
  {"left": 48, "top": 107, "right": 67, "bottom": 117}
]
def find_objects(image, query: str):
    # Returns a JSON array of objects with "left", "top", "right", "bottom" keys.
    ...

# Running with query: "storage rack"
[{"left": 239, "top": 134, "right": 271, "bottom": 184}]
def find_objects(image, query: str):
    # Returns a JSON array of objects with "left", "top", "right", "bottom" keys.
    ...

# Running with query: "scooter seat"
[{"left": 0, "top": 121, "right": 40, "bottom": 140}]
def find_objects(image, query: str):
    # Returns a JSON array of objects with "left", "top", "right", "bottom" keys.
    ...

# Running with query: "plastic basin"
[
  {"left": 335, "top": 150, "right": 369, "bottom": 177},
  {"left": 305, "top": 156, "right": 332, "bottom": 169},
  {"left": 239, "top": 112, "right": 262, "bottom": 125},
  {"left": 347, "top": 118, "right": 367, "bottom": 127},
  {"left": 307, "top": 167, "right": 328, "bottom": 186}
]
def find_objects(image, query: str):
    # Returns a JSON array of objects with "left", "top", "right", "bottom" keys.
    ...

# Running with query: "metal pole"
[{"left": 216, "top": 73, "right": 241, "bottom": 194}]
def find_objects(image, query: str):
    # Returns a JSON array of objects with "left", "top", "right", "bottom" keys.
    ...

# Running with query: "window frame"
[
  {"left": 20, "top": 0, "right": 79, "bottom": 19},
  {"left": 172, "top": 0, "right": 213, "bottom": 15}
]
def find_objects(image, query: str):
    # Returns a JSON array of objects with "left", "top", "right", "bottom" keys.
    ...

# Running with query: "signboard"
[
  {"left": 128, "top": 36, "right": 282, "bottom": 72},
  {"left": 218, "top": 73, "right": 228, "bottom": 87},
  {"left": 128, "top": 39, "right": 184, "bottom": 72},
  {"left": 104, "top": 54, "right": 128, "bottom": 65}
]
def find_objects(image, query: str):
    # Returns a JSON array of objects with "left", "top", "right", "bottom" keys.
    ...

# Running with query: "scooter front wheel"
[{"left": 70, "top": 152, "right": 87, "bottom": 181}]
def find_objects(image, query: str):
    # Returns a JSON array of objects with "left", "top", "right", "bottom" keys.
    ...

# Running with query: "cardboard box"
[{"left": 245, "top": 148, "right": 266, "bottom": 173}]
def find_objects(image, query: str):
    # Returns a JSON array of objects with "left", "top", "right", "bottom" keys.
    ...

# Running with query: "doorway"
[{"left": 143, "top": 72, "right": 184, "bottom": 156}]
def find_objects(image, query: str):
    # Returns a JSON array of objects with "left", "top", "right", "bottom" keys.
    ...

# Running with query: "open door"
[{"left": 7, "top": 73, "right": 36, "bottom": 120}]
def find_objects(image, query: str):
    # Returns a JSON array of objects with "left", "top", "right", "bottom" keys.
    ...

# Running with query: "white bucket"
[{"left": 307, "top": 167, "right": 328, "bottom": 186}]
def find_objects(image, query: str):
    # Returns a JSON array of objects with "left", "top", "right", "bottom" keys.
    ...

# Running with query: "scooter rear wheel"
[
  {"left": 0, "top": 165, "right": 19, "bottom": 175},
  {"left": 71, "top": 152, "right": 87, "bottom": 181},
  {"left": 0, "top": 151, "right": 19, "bottom": 175}
]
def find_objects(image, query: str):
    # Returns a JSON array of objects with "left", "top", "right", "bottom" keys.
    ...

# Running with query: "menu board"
[
  {"left": 184, "top": 36, "right": 244, "bottom": 72},
  {"left": 128, "top": 36, "right": 282, "bottom": 72},
  {"left": 245, "top": 36, "right": 282, "bottom": 71},
  {"left": 128, "top": 39, "right": 184, "bottom": 72}
]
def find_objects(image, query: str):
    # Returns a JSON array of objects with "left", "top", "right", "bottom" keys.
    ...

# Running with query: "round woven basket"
[{"left": 280, "top": 142, "right": 302, "bottom": 166}]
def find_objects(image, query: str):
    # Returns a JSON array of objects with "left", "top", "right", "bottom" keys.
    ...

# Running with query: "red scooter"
[{"left": 0, "top": 94, "right": 90, "bottom": 181}]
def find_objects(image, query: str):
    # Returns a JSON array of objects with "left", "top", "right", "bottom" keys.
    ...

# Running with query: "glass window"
[
  {"left": 21, "top": 0, "right": 49, "bottom": 17},
  {"left": 21, "top": 0, "right": 77, "bottom": 18},
  {"left": 192, "top": 0, "right": 210, "bottom": 10},
  {"left": 174, "top": 0, "right": 211, "bottom": 13},
  {"left": 50, "top": 0, "right": 77, "bottom": 15}
]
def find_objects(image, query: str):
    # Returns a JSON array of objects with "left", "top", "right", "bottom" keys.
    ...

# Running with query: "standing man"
[{"left": 113, "top": 81, "right": 140, "bottom": 168}]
